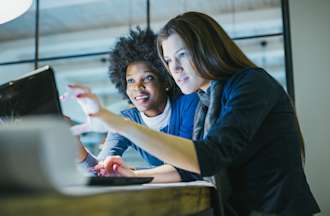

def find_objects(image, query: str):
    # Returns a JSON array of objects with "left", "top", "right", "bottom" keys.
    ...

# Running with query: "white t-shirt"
[{"left": 140, "top": 99, "right": 171, "bottom": 131}]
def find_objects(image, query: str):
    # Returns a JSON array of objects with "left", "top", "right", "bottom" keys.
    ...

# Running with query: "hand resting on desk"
[
  {"left": 94, "top": 156, "right": 183, "bottom": 183},
  {"left": 94, "top": 156, "right": 135, "bottom": 177}
]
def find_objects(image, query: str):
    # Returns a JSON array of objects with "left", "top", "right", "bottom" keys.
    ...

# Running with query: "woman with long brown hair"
[{"left": 78, "top": 12, "right": 320, "bottom": 216}]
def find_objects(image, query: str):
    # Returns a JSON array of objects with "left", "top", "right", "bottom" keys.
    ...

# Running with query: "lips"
[
  {"left": 134, "top": 94, "right": 150, "bottom": 101},
  {"left": 177, "top": 76, "right": 189, "bottom": 85}
]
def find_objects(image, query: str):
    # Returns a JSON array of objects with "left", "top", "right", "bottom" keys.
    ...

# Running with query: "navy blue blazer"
[{"left": 194, "top": 68, "right": 320, "bottom": 215}]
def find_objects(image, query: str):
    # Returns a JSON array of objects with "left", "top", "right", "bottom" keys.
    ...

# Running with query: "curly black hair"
[{"left": 108, "top": 27, "right": 181, "bottom": 102}]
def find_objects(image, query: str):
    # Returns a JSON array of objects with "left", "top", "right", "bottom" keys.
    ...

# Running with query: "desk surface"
[{"left": 0, "top": 181, "right": 217, "bottom": 216}]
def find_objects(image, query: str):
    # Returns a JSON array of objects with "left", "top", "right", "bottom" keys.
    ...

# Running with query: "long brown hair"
[
  {"left": 157, "top": 11, "right": 306, "bottom": 163},
  {"left": 157, "top": 11, "right": 256, "bottom": 80}
]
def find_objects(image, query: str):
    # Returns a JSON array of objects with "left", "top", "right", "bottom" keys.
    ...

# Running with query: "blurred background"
[{"left": 0, "top": 0, "right": 286, "bottom": 167}]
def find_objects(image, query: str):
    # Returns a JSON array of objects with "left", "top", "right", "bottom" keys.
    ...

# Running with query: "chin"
[
  {"left": 179, "top": 84, "right": 198, "bottom": 94},
  {"left": 135, "top": 105, "right": 147, "bottom": 112},
  {"left": 181, "top": 87, "right": 196, "bottom": 95},
  {"left": 131, "top": 102, "right": 144, "bottom": 112}
]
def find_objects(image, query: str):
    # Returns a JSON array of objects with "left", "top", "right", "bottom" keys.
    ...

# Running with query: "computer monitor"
[{"left": 0, "top": 65, "right": 62, "bottom": 123}]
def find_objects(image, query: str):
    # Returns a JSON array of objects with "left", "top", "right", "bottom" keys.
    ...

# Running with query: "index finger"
[
  {"left": 68, "top": 83, "right": 91, "bottom": 93},
  {"left": 103, "top": 156, "right": 125, "bottom": 172}
]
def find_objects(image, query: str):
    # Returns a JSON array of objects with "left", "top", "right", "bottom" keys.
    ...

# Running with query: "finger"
[
  {"left": 68, "top": 84, "right": 91, "bottom": 92},
  {"left": 107, "top": 155, "right": 123, "bottom": 163},
  {"left": 102, "top": 159, "right": 116, "bottom": 173},
  {"left": 70, "top": 123, "right": 91, "bottom": 135},
  {"left": 76, "top": 92, "right": 97, "bottom": 100},
  {"left": 94, "top": 161, "right": 104, "bottom": 171},
  {"left": 88, "top": 108, "right": 108, "bottom": 118},
  {"left": 104, "top": 156, "right": 124, "bottom": 167},
  {"left": 88, "top": 112, "right": 100, "bottom": 118},
  {"left": 99, "top": 168, "right": 112, "bottom": 177},
  {"left": 63, "top": 115, "right": 71, "bottom": 121},
  {"left": 112, "top": 164, "right": 119, "bottom": 172},
  {"left": 103, "top": 156, "right": 125, "bottom": 173}
]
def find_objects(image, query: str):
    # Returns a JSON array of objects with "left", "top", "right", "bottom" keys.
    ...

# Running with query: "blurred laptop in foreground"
[{"left": 0, "top": 66, "right": 153, "bottom": 192}]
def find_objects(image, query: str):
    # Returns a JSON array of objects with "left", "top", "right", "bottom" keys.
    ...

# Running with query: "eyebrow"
[
  {"left": 175, "top": 48, "right": 186, "bottom": 54},
  {"left": 164, "top": 47, "right": 186, "bottom": 59},
  {"left": 126, "top": 71, "right": 155, "bottom": 78}
]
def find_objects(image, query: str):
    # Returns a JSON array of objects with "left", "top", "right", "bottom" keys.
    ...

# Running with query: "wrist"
[
  {"left": 79, "top": 146, "right": 88, "bottom": 162},
  {"left": 109, "top": 113, "right": 133, "bottom": 134}
]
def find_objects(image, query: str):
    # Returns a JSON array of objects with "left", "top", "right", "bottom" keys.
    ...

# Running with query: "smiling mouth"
[{"left": 135, "top": 94, "right": 150, "bottom": 101}]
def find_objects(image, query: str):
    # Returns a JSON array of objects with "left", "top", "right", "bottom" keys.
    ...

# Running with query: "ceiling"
[
  {"left": 0, "top": 0, "right": 284, "bottom": 120},
  {"left": 0, "top": 0, "right": 281, "bottom": 41}
]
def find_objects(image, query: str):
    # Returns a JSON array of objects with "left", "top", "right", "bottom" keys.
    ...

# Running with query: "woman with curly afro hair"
[
  {"left": 74, "top": 27, "right": 201, "bottom": 183},
  {"left": 108, "top": 27, "right": 181, "bottom": 103}
]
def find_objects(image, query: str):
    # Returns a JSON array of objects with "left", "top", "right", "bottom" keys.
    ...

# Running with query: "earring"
[{"left": 165, "top": 87, "right": 169, "bottom": 91}]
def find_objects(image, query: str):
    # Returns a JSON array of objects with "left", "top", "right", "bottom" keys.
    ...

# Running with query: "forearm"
[
  {"left": 78, "top": 140, "right": 98, "bottom": 168},
  {"left": 79, "top": 140, "right": 88, "bottom": 162},
  {"left": 128, "top": 123, "right": 200, "bottom": 174},
  {"left": 134, "top": 164, "right": 181, "bottom": 183},
  {"left": 98, "top": 109, "right": 200, "bottom": 174}
]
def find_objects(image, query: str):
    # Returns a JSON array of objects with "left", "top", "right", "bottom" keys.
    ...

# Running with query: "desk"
[{"left": 0, "top": 181, "right": 219, "bottom": 216}]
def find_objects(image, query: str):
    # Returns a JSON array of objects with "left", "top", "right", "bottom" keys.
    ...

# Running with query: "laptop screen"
[{"left": 0, "top": 65, "right": 62, "bottom": 123}]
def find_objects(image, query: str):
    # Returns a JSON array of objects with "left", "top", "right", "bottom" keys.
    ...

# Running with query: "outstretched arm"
[
  {"left": 74, "top": 89, "right": 200, "bottom": 174},
  {"left": 91, "top": 107, "right": 200, "bottom": 174}
]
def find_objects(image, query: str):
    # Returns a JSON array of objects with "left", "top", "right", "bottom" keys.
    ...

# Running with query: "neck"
[
  {"left": 199, "top": 80, "right": 211, "bottom": 92},
  {"left": 143, "top": 98, "right": 167, "bottom": 117}
]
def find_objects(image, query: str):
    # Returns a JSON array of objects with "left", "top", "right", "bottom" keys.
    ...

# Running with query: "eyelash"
[
  {"left": 145, "top": 75, "right": 154, "bottom": 81},
  {"left": 164, "top": 51, "right": 187, "bottom": 64},
  {"left": 178, "top": 52, "right": 185, "bottom": 58},
  {"left": 126, "top": 75, "right": 154, "bottom": 84}
]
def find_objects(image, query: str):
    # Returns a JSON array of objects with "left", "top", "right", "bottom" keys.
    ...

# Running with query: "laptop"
[
  {"left": 0, "top": 66, "right": 153, "bottom": 188},
  {"left": 0, "top": 65, "right": 62, "bottom": 123}
]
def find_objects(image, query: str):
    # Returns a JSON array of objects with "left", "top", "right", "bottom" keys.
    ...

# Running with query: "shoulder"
[
  {"left": 226, "top": 67, "right": 278, "bottom": 87},
  {"left": 171, "top": 93, "right": 199, "bottom": 107},
  {"left": 171, "top": 93, "right": 199, "bottom": 113},
  {"left": 221, "top": 67, "right": 284, "bottom": 104},
  {"left": 223, "top": 67, "right": 282, "bottom": 93}
]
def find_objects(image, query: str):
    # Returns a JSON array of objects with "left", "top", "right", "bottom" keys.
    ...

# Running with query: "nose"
[
  {"left": 170, "top": 58, "right": 182, "bottom": 75},
  {"left": 132, "top": 82, "right": 145, "bottom": 91}
]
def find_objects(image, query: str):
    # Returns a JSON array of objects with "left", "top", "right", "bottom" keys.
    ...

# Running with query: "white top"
[{"left": 140, "top": 99, "right": 171, "bottom": 131}]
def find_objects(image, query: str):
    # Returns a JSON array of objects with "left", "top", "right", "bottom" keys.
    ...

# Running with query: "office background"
[
  {"left": 0, "top": 0, "right": 328, "bottom": 214},
  {"left": 290, "top": 0, "right": 330, "bottom": 215},
  {"left": 0, "top": 0, "right": 287, "bottom": 167}
]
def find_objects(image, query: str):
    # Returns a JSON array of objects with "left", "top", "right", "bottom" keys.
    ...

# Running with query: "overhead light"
[{"left": 0, "top": 0, "right": 33, "bottom": 25}]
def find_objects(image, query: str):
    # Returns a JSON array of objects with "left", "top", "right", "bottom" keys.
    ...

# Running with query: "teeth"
[{"left": 135, "top": 95, "right": 149, "bottom": 100}]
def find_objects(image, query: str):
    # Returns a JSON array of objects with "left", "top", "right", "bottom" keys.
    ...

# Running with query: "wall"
[{"left": 289, "top": 0, "right": 330, "bottom": 215}]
